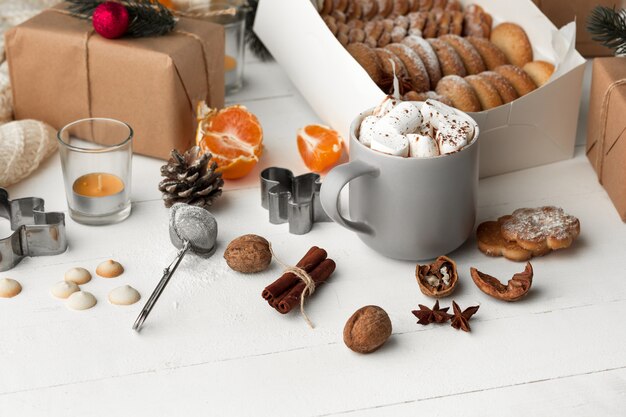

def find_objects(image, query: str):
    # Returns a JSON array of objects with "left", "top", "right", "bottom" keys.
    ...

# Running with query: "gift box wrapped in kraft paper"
[
  {"left": 586, "top": 57, "right": 626, "bottom": 221},
  {"left": 254, "top": 0, "right": 586, "bottom": 177},
  {"left": 4, "top": 4, "right": 224, "bottom": 160},
  {"left": 532, "top": 0, "right": 624, "bottom": 57}
]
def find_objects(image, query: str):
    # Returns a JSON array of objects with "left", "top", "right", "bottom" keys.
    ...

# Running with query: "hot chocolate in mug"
[{"left": 320, "top": 102, "right": 479, "bottom": 261}]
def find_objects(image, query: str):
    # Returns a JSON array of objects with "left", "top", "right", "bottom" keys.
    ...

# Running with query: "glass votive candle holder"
[
  {"left": 184, "top": 0, "right": 249, "bottom": 94},
  {"left": 57, "top": 118, "right": 133, "bottom": 225}
]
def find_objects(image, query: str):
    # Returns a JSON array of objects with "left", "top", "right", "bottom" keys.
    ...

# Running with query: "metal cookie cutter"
[
  {"left": 0, "top": 188, "right": 68, "bottom": 271},
  {"left": 260, "top": 167, "right": 330, "bottom": 235}
]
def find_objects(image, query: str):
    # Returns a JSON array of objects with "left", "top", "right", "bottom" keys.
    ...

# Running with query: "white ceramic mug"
[{"left": 320, "top": 102, "right": 479, "bottom": 261}]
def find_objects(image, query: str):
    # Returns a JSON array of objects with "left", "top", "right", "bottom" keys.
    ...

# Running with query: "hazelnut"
[
  {"left": 416, "top": 255, "right": 458, "bottom": 298},
  {"left": 343, "top": 305, "right": 392, "bottom": 354},
  {"left": 224, "top": 234, "right": 272, "bottom": 273}
]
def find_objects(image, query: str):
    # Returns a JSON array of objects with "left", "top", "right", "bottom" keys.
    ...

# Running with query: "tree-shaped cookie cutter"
[
  {"left": 0, "top": 188, "right": 68, "bottom": 271},
  {"left": 260, "top": 167, "right": 330, "bottom": 235}
]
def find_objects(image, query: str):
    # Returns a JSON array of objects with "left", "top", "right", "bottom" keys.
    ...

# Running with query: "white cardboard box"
[{"left": 254, "top": 0, "right": 586, "bottom": 177}]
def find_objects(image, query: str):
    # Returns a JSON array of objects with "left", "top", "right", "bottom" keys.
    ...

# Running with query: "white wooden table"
[{"left": 2, "top": 56, "right": 625, "bottom": 416}]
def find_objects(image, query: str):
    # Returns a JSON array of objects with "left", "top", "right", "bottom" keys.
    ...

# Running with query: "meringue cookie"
[
  {"left": 436, "top": 124, "right": 469, "bottom": 154},
  {"left": 108, "top": 285, "right": 141, "bottom": 306},
  {"left": 66, "top": 291, "right": 97, "bottom": 311},
  {"left": 372, "top": 95, "right": 399, "bottom": 117},
  {"left": 64, "top": 267, "right": 91, "bottom": 285},
  {"left": 96, "top": 260, "right": 124, "bottom": 278},
  {"left": 359, "top": 115, "right": 379, "bottom": 147},
  {"left": 0, "top": 278, "right": 21, "bottom": 298},
  {"left": 377, "top": 102, "right": 423, "bottom": 135},
  {"left": 371, "top": 132, "right": 409, "bottom": 157},
  {"left": 51, "top": 281, "right": 80, "bottom": 299},
  {"left": 407, "top": 134, "right": 440, "bottom": 158}
]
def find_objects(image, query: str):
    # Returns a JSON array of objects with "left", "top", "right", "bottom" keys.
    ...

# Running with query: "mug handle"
[{"left": 320, "top": 159, "right": 379, "bottom": 235}]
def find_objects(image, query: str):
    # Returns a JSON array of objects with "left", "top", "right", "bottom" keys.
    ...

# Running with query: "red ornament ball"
[{"left": 92, "top": 1, "right": 129, "bottom": 39}]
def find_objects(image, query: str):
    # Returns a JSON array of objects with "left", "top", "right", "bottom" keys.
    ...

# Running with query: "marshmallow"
[
  {"left": 407, "top": 134, "right": 440, "bottom": 158},
  {"left": 436, "top": 123, "right": 469, "bottom": 154},
  {"left": 377, "top": 102, "right": 423, "bottom": 135},
  {"left": 371, "top": 132, "right": 409, "bottom": 157},
  {"left": 421, "top": 99, "right": 475, "bottom": 141},
  {"left": 358, "top": 115, "right": 379, "bottom": 147},
  {"left": 372, "top": 95, "right": 399, "bottom": 117}
]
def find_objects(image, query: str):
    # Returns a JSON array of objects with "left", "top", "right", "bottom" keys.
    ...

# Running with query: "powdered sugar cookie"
[
  {"left": 494, "top": 65, "right": 537, "bottom": 96},
  {"left": 51, "top": 281, "right": 80, "bottom": 299},
  {"left": 385, "top": 43, "right": 430, "bottom": 93},
  {"left": 500, "top": 207, "right": 580, "bottom": 252},
  {"left": 64, "top": 267, "right": 92, "bottom": 285},
  {"left": 479, "top": 71, "right": 519, "bottom": 103},
  {"left": 0, "top": 278, "right": 21, "bottom": 298},
  {"left": 108, "top": 285, "right": 141, "bottom": 306},
  {"left": 477, "top": 217, "right": 549, "bottom": 261},
  {"left": 428, "top": 38, "right": 466, "bottom": 77},
  {"left": 439, "top": 34, "right": 486, "bottom": 75},
  {"left": 346, "top": 43, "right": 384, "bottom": 85},
  {"left": 96, "top": 260, "right": 124, "bottom": 278},
  {"left": 465, "top": 74, "right": 503, "bottom": 110},
  {"left": 435, "top": 75, "right": 481, "bottom": 112},
  {"left": 402, "top": 35, "right": 442, "bottom": 89},
  {"left": 467, "top": 36, "right": 509, "bottom": 70}
]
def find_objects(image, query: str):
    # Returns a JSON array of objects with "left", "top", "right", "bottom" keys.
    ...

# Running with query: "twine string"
[
  {"left": 593, "top": 79, "right": 626, "bottom": 183},
  {"left": 269, "top": 243, "right": 316, "bottom": 329}
]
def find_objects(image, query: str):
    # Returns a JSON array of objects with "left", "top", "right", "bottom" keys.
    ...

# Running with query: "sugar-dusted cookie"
[
  {"left": 449, "top": 10, "right": 464, "bottom": 35},
  {"left": 500, "top": 207, "right": 580, "bottom": 252},
  {"left": 346, "top": 0, "right": 362, "bottom": 19},
  {"left": 440, "top": 34, "right": 486, "bottom": 75},
  {"left": 392, "top": 0, "right": 411, "bottom": 16},
  {"left": 422, "top": 9, "right": 441, "bottom": 38},
  {"left": 385, "top": 43, "right": 431, "bottom": 92},
  {"left": 334, "top": 0, "right": 349, "bottom": 12},
  {"left": 96, "top": 259, "right": 124, "bottom": 278},
  {"left": 490, "top": 22, "right": 533, "bottom": 68},
  {"left": 64, "top": 267, "right": 92, "bottom": 285},
  {"left": 437, "top": 10, "right": 452, "bottom": 36},
  {"left": 494, "top": 65, "right": 537, "bottom": 96},
  {"left": 477, "top": 216, "right": 549, "bottom": 261},
  {"left": 375, "top": 48, "right": 407, "bottom": 81},
  {"left": 361, "top": 0, "right": 379, "bottom": 19},
  {"left": 377, "top": 0, "right": 394, "bottom": 17},
  {"left": 445, "top": 0, "right": 462, "bottom": 11},
  {"left": 0, "top": 278, "right": 22, "bottom": 298},
  {"left": 418, "top": 0, "right": 433, "bottom": 12},
  {"left": 466, "top": 36, "right": 508, "bottom": 70},
  {"left": 320, "top": 0, "right": 334, "bottom": 15},
  {"left": 402, "top": 35, "right": 442, "bottom": 89},
  {"left": 346, "top": 42, "right": 384, "bottom": 85},
  {"left": 465, "top": 74, "right": 502, "bottom": 110},
  {"left": 428, "top": 38, "right": 466, "bottom": 77},
  {"left": 479, "top": 71, "right": 519, "bottom": 103},
  {"left": 436, "top": 75, "right": 481, "bottom": 112},
  {"left": 403, "top": 90, "right": 453, "bottom": 107},
  {"left": 349, "top": 27, "right": 366, "bottom": 43},
  {"left": 523, "top": 60, "right": 555, "bottom": 87},
  {"left": 408, "top": 11, "right": 428, "bottom": 31}
]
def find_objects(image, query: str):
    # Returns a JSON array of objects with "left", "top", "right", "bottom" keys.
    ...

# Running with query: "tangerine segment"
[
  {"left": 196, "top": 104, "right": 263, "bottom": 180},
  {"left": 297, "top": 124, "right": 343, "bottom": 172}
]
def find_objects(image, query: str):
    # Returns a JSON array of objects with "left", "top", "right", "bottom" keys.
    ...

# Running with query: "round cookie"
[
  {"left": 0, "top": 278, "right": 22, "bottom": 298},
  {"left": 494, "top": 65, "right": 537, "bottom": 96},
  {"left": 418, "top": 0, "right": 433, "bottom": 11},
  {"left": 500, "top": 207, "right": 580, "bottom": 252},
  {"left": 523, "top": 60, "right": 555, "bottom": 87},
  {"left": 385, "top": 43, "right": 430, "bottom": 92},
  {"left": 66, "top": 291, "right": 97, "bottom": 311},
  {"left": 320, "top": 0, "right": 334, "bottom": 15},
  {"left": 390, "top": 25, "right": 408, "bottom": 43},
  {"left": 408, "top": 11, "right": 428, "bottom": 31},
  {"left": 377, "top": 31, "right": 392, "bottom": 47},
  {"left": 465, "top": 74, "right": 503, "bottom": 110},
  {"left": 349, "top": 27, "right": 366, "bottom": 43},
  {"left": 346, "top": 0, "right": 362, "bottom": 20},
  {"left": 479, "top": 71, "right": 519, "bottom": 103},
  {"left": 445, "top": 0, "right": 462, "bottom": 11},
  {"left": 361, "top": 0, "right": 379, "bottom": 19},
  {"left": 394, "top": 15, "right": 410, "bottom": 30},
  {"left": 450, "top": 10, "right": 464, "bottom": 35},
  {"left": 392, "top": 0, "right": 410, "bottom": 16},
  {"left": 108, "top": 285, "right": 141, "bottom": 306},
  {"left": 64, "top": 267, "right": 92, "bottom": 285},
  {"left": 375, "top": 48, "right": 408, "bottom": 80},
  {"left": 333, "top": 0, "right": 349, "bottom": 13},
  {"left": 322, "top": 15, "right": 338, "bottom": 35},
  {"left": 439, "top": 34, "right": 486, "bottom": 75},
  {"left": 96, "top": 259, "right": 124, "bottom": 278},
  {"left": 422, "top": 9, "right": 441, "bottom": 38},
  {"left": 402, "top": 35, "right": 442, "bottom": 89},
  {"left": 435, "top": 75, "right": 481, "bottom": 112},
  {"left": 467, "top": 36, "right": 509, "bottom": 70},
  {"left": 51, "top": 281, "right": 80, "bottom": 299},
  {"left": 346, "top": 43, "right": 384, "bottom": 85},
  {"left": 477, "top": 219, "right": 535, "bottom": 262},
  {"left": 331, "top": 10, "right": 347, "bottom": 23},
  {"left": 427, "top": 38, "right": 466, "bottom": 77},
  {"left": 436, "top": 10, "right": 452, "bottom": 36},
  {"left": 490, "top": 22, "right": 533, "bottom": 67},
  {"left": 403, "top": 90, "right": 454, "bottom": 106}
]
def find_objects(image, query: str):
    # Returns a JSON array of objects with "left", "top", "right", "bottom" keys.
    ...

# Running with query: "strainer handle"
[{"left": 133, "top": 240, "right": 191, "bottom": 332}]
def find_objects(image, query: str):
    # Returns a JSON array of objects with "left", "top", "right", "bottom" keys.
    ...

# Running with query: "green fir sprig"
[
  {"left": 66, "top": 0, "right": 177, "bottom": 37},
  {"left": 587, "top": 6, "right": 626, "bottom": 56}
]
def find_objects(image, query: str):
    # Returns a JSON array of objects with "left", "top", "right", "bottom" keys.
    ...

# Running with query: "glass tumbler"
[
  {"left": 184, "top": 0, "right": 249, "bottom": 94},
  {"left": 57, "top": 118, "right": 133, "bottom": 225}
]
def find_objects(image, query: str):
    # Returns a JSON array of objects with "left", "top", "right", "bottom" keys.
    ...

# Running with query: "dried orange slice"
[
  {"left": 195, "top": 103, "right": 263, "bottom": 180},
  {"left": 297, "top": 124, "right": 343, "bottom": 172}
]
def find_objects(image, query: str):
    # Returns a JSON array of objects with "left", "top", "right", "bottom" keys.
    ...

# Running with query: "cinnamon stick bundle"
[{"left": 261, "top": 246, "right": 335, "bottom": 314}]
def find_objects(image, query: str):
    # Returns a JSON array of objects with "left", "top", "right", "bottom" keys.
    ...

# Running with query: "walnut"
[
  {"left": 224, "top": 234, "right": 272, "bottom": 273},
  {"left": 470, "top": 262, "right": 533, "bottom": 301},
  {"left": 416, "top": 256, "right": 458, "bottom": 298},
  {"left": 343, "top": 305, "right": 392, "bottom": 354}
]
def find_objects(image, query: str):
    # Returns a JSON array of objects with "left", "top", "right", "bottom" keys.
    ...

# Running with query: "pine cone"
[{"left": 159, "top": 146, "right": 223, "bottom": 209}]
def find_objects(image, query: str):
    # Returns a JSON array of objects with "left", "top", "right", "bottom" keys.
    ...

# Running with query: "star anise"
[
  {"left": 380, "top": 74, "right": 414, "bottom": 96},
  {"left": 450, "top": 301, "right": 480, "bottom": 332},
  {"left": 412, "top": 300, "right": 453, "bottom": 325}
]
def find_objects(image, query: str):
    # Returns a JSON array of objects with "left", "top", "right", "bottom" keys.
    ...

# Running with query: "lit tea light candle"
[
  {"left": 225, "top": 55, "right": 237, "bottom": 72},
  {"left": 72, "top": 173, "right": 127, "bottom": 215}
]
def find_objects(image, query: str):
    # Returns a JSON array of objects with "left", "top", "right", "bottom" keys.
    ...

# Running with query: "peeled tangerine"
[
  {"left": 195, "top": 102, "right": 263, "bottom": 180},
  {"left": 297, "top": 124, "right": 343, "bottom": 172}
]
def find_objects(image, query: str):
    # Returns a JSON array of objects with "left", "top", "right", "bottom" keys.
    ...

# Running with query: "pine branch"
[
  {"left": 66, "top": 0, "right": 177, "bottom": 38},
  {"left": 587, "top": 5, "right": 626, "bottom": 55}
]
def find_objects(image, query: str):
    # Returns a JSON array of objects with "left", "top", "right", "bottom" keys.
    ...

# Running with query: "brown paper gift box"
[
  {"left": 586, "top": 57, "right": 626, "bottom": 221},
  {"left": 4, "top": 4, "right": 224, "bottom": 160},
  {"left": 532, "top": 0, "right": 623, "bottom": 57}
]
